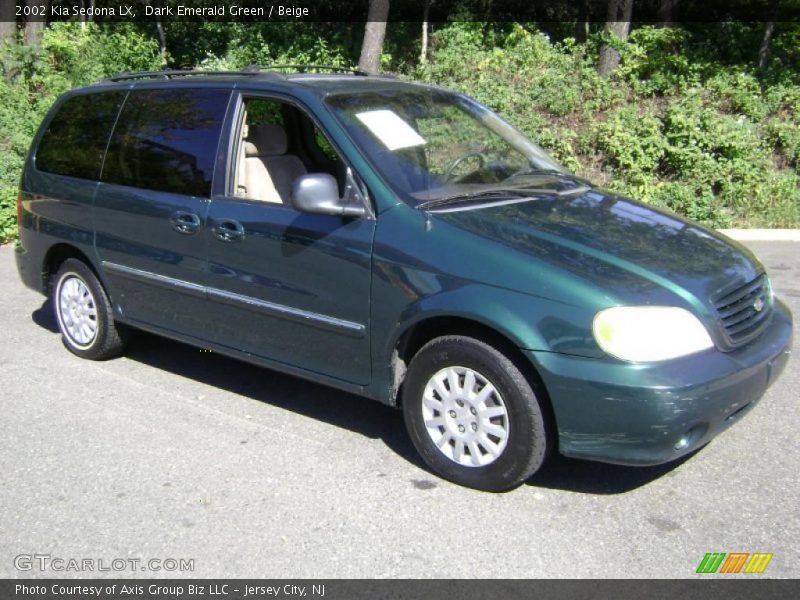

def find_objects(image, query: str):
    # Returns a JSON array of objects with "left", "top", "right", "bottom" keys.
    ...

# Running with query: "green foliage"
[
  {"left": 418, "top": 24, "right": 621, "bottom": 118},
  {"left": 1, "top": 21, "right": 798, "bottom": 244},
  {"left": 197, "top": 23, "right": 352, "bottom": 70},
  {"left": 413, "top": 24, "right": 624, "bottom": 173},
  {"left": 418, "top": 22, "right": 799, "bottom": 229},
  {"left": 595, "top": 105, "right": 666, "bottom": 181},
  {"left": 768, "top": 119, "right": 800, "bottom": 168},
  {"left": 616, "top": 26, "right": 703, "bottom": 95}
]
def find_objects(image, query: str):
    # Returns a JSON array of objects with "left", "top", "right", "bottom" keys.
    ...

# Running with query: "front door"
[
  {"left": 202, "top": 94, "right": 375, "bottom": 384},
  {"left": 204, "top": 201, "right": 375, "bottom": 384}
]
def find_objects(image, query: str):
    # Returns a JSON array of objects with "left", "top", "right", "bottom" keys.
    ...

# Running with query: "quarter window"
[
  {"left": 102, "top": 89, "right": 230, "bottom": 197},
  {"left": 36, "top": 92, "right": 126, "bottom": 180}
]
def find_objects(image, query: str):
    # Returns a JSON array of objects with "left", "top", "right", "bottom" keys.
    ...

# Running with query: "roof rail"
[
  {"left": 100, "top": 64, "right": 379, "bottom": 84},
  {"left": 100, "top": 69, "right": 284, "bottom": 83},
  {"left": 249, "top": 64, "right": 369, "bottom": 76}
]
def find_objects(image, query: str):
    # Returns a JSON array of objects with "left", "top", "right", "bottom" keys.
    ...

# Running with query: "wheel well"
[
  {"left": 42, "top": 244, "right": 95, "bottom": 294},
  {"left": 393, "top": 316, "right": 558, "bottom": 447}
]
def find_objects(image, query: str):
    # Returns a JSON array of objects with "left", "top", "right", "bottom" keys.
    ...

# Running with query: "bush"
[
  {"left": 768, "top": 117, "right": 800, "bottom": 168},
  {"left": 198, "top": 23, "right": 352, "bottom": 70},
  {"left": 417, "top": 22, "right": 799, "bottom": 229},
  {"left": 617, "top": 26, "right": 703, "bottom": 95},
  {"left": 595, "top": 105, "right": 666, "bottom": 180}
]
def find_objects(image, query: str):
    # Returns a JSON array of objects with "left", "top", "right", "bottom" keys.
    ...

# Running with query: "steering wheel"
[{"left": 443, "top": 152, "right": 487, "bottom": 182}]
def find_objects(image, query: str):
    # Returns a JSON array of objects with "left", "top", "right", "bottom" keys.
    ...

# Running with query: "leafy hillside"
[
  {"left": 1, "top": 21, "right": 798, "bottom": 243},
  {"left": 416, "top": 23, "right": 800, "bottom": 228}
]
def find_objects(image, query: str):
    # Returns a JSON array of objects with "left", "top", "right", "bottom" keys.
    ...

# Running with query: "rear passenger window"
[
  {"left": 36, "top": 92, "right": 126, "bottom": 180},
  {"left": 102, "top": 89, "right": 230, "bottom": 197}
]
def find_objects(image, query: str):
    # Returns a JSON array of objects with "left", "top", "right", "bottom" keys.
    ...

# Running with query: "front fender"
[{"left": 366, "top": 264, "right": 602, "bottom": 404}]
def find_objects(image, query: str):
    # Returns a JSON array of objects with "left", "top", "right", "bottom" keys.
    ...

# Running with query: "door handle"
[
  {"left": 212, "top": 219, "right": 245, "bottom": 243},
  {"left": 170, "top": 211, "right": 201, "bottom": 235}
]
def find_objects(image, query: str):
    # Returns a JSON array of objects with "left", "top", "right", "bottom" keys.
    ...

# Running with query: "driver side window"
[{"left": 233, "top": 97, "right": 345, "bottom": 204}]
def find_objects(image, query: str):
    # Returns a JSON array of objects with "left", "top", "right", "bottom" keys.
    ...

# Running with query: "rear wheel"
[
  {"left": 402, "top": 335, "right": 550, "bottom": 492},
  {"left": 53, "top": 259, "right": 127, "bottom": 360}
]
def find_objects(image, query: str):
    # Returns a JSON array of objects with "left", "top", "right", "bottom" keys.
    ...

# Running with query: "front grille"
[{"left": 712, "top": 274, "right": 773, "bottom": 349}]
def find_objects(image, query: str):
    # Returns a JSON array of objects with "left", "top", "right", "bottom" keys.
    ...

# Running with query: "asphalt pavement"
[{"left": 0, "top": 241, "right": 798, "bottom": 578}]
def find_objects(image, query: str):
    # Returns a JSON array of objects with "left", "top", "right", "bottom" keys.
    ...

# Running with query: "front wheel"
[
  {"left": 402, "top": 336, "right": 550, "bottom": 492},
  {"left": 53, "top": 258, "right": 127, "bottom": 360}
]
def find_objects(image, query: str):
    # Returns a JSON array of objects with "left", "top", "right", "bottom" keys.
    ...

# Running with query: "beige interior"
[{"left": 235, "top": 121, "right": 307, "bottom": 204}]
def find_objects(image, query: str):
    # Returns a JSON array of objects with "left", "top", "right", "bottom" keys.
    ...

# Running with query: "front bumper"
[{"left": 529, "top": 298, "right": 793, "bottom": 466}]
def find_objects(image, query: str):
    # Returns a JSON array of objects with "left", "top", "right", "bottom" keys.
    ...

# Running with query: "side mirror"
[{"left": 290, "top": 173, "right": 367, "bottom": 218}]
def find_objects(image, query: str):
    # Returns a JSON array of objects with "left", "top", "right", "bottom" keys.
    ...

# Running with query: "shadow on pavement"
[
  {"left": 125, "top": 323, "right": 425, "bottom": 471},
  {"left": 32, "top": 300, "right": 59, "bottom": 333},
  {"left": 525, "top": 449, "right": 699, "bottom": 494},
  {"left": 32, "top": 298, "right": 689, "bottom": 494}
]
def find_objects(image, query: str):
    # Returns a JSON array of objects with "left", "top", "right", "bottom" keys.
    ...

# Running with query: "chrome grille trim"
[{"left": 712, "top": 274, "right": 772, "bottom": 349}]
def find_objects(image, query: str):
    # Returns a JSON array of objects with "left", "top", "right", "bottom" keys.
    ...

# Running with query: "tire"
[
  {"left": 402, "top": 335, "right": 550, "bottom": 492},
  {"left": 52, "top": 258, "right": 127, "bottom": 360}
]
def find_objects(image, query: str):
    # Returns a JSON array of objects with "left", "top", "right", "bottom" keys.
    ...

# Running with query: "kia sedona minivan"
[{"left": 15, "top": 67, "right": 793, "bottom": 491}]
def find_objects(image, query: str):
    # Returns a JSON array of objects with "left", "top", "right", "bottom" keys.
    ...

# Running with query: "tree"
[
  {"left": 574, "top": 0, "right": 590, "bottom": 43},
  {"left": 657, "top": 0, "right": 678, "bottom": 27},
  {"left": 79, "top": 0, "right": 96, "bottom": 30},
  {"left": 358, "top": 0, "right": 390, "bottom": 74},
  {"left": 23, "top": 0, "right": 48, "bottom": 46},
  {"left": 597, "top": 0, "right": 633, "bottom": 77},
  {"left": 758, "top": 0, "right": 779, "bottom": 70},
  {"left": 155, "top": 18, "right": 167, "bottom": 63},
  {"left": 420, "top": 0, "right": 431, "bottom": 63},
  {"left": 0, "top": 1, "right": 16, "bottom": 45}
]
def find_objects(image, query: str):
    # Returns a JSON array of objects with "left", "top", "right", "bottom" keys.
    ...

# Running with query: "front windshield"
[{"left": 325, "top": 88, "right": 567, "bottom": 204}]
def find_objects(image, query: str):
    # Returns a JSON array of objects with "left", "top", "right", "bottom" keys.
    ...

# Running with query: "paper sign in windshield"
[{"left": 355, "top": 109, "right": 426, "bottom": 151}]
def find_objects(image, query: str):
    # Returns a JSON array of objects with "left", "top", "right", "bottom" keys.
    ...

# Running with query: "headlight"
[{"left": 593, "top": 306, "right": 714, "bottom": 362}]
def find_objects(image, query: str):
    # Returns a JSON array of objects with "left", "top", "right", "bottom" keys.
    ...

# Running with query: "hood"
[{"left": 430, "top": 187, "right": 763, "bottom": 310}]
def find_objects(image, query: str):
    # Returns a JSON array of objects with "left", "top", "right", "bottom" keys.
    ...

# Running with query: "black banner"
[
  {"left": 5, "top": 0, "right": 800, "bottom": 23},
  {"left": 1, "top": 580, "right": 799, "bottom": 600}
]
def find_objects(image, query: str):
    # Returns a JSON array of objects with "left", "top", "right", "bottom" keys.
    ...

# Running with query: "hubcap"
[
  {"left": 57, "top": 275, "right": 98, "bottom": 348},
  {"left": 421, "top": 366, "right": 509, "bottom": 467}
]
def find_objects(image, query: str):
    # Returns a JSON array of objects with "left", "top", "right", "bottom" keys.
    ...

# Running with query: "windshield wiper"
[
  {"left": 417, "top": 182, "right": 591, "bottom": 211},
  {"left": 416, "top": 188, "right": 542, "bottom": 210},
  {"left": 503, "top": 167, "right": 567, "bottom": 181}
]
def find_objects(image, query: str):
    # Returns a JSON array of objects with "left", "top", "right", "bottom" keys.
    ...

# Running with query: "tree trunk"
[
  {"left": 358, "top": 0, "right": 390, "bottom": 75},
  {"left": 420, "top": 0, "right": 430, "bottom": 63},
  {"left": 758, "top": 0, "right": 779, "bottom": 69},
  {"left": 23, "top": 0, "right": 48, "bottom": 46},
  {"left": 0, "top": 2, "right": 16, "bottom": 45},
  {"left": 574, "top": 0, "right": 589, "bottom": 43},
  {"left": 657, "top": 0, "right": 678, "bottom": 27},
  {"left": 155, "top": 18, "right": 167, "bottom": 64},
  {"left": 79, "top": 0, "right": 96, "bottom": 29},
  {"left": 597, "top": 0, "right": 633, "bottom": 77}
]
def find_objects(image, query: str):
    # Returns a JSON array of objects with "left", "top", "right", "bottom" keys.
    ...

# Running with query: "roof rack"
[
  {"left": 101, "top": 69, "right": 283, "bottom": 83},
  {"left": 101, "top": 64, "right": 374, "bottom": 84},
  {"left": 245, "top": 64, "right": 369, "bottom": 76}
]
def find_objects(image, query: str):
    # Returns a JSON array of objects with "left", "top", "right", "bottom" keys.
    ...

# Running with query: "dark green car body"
[{"left": 15, "top": 72, "right": 793, "bottom": 469}]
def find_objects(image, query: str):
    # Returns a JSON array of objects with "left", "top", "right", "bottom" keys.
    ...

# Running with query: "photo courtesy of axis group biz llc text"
[
  {"left": 0, "top": 0, "right": 799, "bottom": 598},
  {"left": 15, "top": 583, "right": 327, "bottom": 597}
]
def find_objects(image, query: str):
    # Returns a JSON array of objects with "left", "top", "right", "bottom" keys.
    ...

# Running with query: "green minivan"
[{"left": 15, "top": 68, "right": 793, "bottom": 491}]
